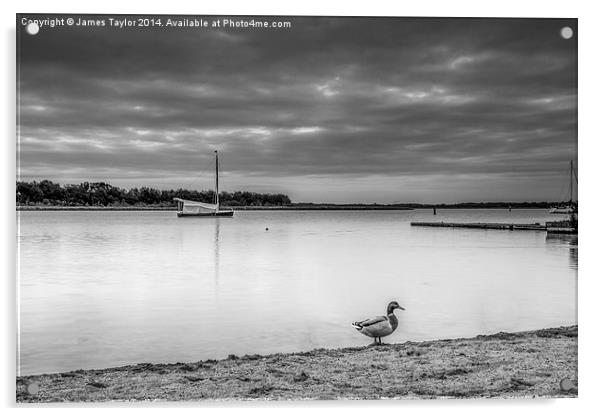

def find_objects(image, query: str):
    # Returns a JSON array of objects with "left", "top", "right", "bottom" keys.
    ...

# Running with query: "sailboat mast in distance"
[
  {"left": 569, "top": 160, "right": 573, "bottom": 203},
  {"left": 215, "top": 150, "right": 220, "bottom": 210},
  {"left": 549, "top": 160, "right": 577, "bottom": 215}
]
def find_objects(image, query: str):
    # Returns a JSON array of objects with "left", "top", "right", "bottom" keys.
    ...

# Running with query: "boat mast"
[
  {"left": 215, "top": 150, "right": 220, "bottom": 212},
  {"left": 569, "top": 160, "right": 573, "bottom": 203}
]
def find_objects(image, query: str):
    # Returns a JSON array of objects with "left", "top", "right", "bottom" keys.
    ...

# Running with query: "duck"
[{"left": 352, "top": 301, "right": 405, "bottom": 345}]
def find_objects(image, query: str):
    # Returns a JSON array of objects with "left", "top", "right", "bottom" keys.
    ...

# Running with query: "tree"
[{"left": 15, "top": 180, "right": 293, "bottom": 207}]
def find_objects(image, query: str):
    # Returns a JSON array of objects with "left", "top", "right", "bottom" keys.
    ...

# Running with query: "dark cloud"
[{"left": 17, "top": 16, "right": 577, "bottom": 202}]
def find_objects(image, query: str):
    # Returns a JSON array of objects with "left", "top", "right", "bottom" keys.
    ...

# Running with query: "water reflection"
[
  {"left": 214, "top": 219, "right": 221, "bottom": 286},
  {"left": 19, "top": 210, "right": 577, "bottom": 375},
  {"left": 546, "top": 233, "right": 578, "bottom": 270}
]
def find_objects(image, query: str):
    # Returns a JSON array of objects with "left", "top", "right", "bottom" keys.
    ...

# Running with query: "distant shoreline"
[
  {"left": 16, "top": 325, "right": 577, "bottom": 401},
  {"left": 16, "top": 205, "right": 552, "bottom": 212},
  {"left": 16, "top": 205, "right": 414, "bottom": 211}
]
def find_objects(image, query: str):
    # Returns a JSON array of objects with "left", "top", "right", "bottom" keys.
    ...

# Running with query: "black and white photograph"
[{"left": 15, "top": 12, "right": 578, "bottom": 402}]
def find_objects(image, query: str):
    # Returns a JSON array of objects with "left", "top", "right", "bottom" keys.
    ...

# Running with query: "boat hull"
[
  {"left": 177, "top": 210, "right": 234, "bottom": 217},
  {"left": 549, "top": 207, "right": 575, "bottom": 214}
]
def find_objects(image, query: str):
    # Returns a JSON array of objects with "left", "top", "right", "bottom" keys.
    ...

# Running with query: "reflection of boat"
[
  {"left": 174, "top": 151, "right": 234, "bottom": 217},
  {"left": 545, "top": 233, "right": 578, "bottom": 246},
  {"left": 550, "top": 160, "right": 577, "bottom": 214},
  {"left": 545, "top": 233, "right": 578, "bottom": 269}
]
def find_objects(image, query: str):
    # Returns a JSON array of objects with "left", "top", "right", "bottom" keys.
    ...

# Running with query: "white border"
[{"left": 3, "top": 1, "right": 601, "bottom": 414}]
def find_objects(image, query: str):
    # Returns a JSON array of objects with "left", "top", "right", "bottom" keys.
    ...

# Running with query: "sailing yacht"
[
  {"left": 549, "top": 160, "right": 577, "bottom": 214},
  {"left": 174, "top": 151, "right": 234, "bottom": 217}
]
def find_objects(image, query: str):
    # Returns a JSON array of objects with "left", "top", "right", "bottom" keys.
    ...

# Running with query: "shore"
[
  {"left": 16, "top": 205, "right": 414, "bottom": 211},
  {"left": 16, "top": 205, "right": 556, "bottom": 211},
  {"left": 16, "top": 326, "right": 577, "bottom": 402}
]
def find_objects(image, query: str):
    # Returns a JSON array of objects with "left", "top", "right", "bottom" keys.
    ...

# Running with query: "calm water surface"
[{"left": 17, "top": 209, "right": 577, "bottom": 375}]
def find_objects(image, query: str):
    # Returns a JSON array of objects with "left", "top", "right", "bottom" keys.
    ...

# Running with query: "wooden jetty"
[
  {"left": 411, "top": 221, "right": 577, "bottom": 234},
  {"left": 410, "top": 222, "right": 547, "bottom": 231}
]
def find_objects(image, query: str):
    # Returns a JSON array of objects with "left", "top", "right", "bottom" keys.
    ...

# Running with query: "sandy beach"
[{"left": 16, "top": 325, "right": 577, "bottom": 402}]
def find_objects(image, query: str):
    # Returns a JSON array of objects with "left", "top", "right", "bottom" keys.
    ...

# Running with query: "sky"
[{"left": 17, "top": 16, "right": 577, "bottom": 203}]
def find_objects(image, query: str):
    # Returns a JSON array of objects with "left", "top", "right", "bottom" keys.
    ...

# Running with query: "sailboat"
[
  {"left": 549, "top": 160, "right": 577, "bottom": 214},
  {"left": 173, "top": 150, "right": 234, "bottom": 217}
]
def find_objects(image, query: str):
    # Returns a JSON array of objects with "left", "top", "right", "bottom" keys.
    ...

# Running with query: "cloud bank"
[{"left": 17, "top": 16, "right": 577, "bottom": 203}]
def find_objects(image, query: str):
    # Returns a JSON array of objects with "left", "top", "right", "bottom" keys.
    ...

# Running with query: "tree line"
[
  {"left": 16, "top": 180, "right": 292, "bottom": 207},
  {"left": 16, "top": 180, "right": 567, "bottom": 209},
  {"left": 397, "top": 201, "right": 555, "bottom": 209}
]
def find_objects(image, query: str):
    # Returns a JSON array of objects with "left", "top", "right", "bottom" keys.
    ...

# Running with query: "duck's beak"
[{"left": 397, "top": 306, "right": 405, "bottom": 310}]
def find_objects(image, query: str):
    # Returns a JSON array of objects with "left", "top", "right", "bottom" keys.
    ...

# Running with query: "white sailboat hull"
[
  {"left": 177, "top": 210, "right": 234, "bottom": 217},
  {"left": 549, "top": 206, "right": 575, "bottom": 214}
]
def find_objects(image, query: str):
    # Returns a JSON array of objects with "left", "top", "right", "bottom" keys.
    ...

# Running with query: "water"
[{"left": 17, "top": 209, "right": 577, "bottom": 375}]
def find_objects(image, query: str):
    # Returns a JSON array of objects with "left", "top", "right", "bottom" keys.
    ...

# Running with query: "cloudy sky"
[{"left": 17, "top": 16, "right": 577, "bottom": 203}]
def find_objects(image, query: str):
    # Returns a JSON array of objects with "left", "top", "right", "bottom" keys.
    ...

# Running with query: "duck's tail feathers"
[{"left": 351, "top": 322, "right": 363, "bottom": 330}]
